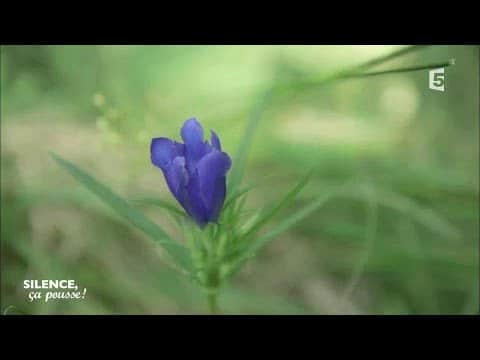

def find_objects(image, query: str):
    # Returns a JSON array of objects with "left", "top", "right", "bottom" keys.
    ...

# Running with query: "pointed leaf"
[
  {"left": 228, "top": 86, "right": 274, "bottom": 195},
  {"left": 241, "top": 169, "right": 313, "bottom": 240},
  {"left": 223, "top": 185, "right": 252, "bottom": 211},
  {"left": 225, "top": 189, "right": 337, "bottom": 278},
  {"left": 50, "top": 152, "right": 192, "bottom": 273},
  {"left": 130, "top": 196, "right": 186, "bottom": 218}
]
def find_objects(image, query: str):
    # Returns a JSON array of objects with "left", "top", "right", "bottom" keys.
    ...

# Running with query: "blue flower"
[{"left": 151, "top": 118, "right": 232, "bottom": 227}]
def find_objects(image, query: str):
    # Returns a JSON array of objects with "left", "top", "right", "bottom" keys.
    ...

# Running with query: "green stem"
[
  {"left": 216, "top": 233, "right": 228, "bottom": 258},
  {"left": 206, "top": 290, "right": 219, "bottom": 314},
  {"left": 340, "top": 59, "right": 454, "bottom": 79},
  {"left": 203, "top": 264, "right": 221, "bottom": 314},
  {"left": 340, "top": 188, "right": 378, "bottom": 307},
  {"left": 275, "top": 45, "right": 434, "bottom": 95},
  {"left": 229, "top": 85, "right": 275, "bottom": 195},
  {"left": 228, "top": 46, "right": 431, "bottom": 198},
  {"left": 349, "top": 45, "right": 429, "bottom": 72}
]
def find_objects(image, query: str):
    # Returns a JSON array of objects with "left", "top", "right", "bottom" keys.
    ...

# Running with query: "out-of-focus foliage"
[{"left": 1, "top": 45, "right": 478, "bottom": 314}]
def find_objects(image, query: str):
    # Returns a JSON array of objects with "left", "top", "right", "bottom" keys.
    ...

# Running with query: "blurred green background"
[{"left": 1, "top": 45, "right": 478, "bottom": 314}]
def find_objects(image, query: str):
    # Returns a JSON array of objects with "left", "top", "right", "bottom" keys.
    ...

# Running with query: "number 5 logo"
[{"left": 429, "top": 68, "right": 445, "bottom": 92}]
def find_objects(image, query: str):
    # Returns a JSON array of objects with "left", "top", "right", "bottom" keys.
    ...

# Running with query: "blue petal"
[
  {"left": 163, "top": 156, "right": 208, "bottom": 227},
  {"left": 181, "top": 118, "right": 211, "bottom": 170},
  {"left": 163, "top": 156, "right": 189, "bottom": 204},
  {"left": 210, "top": 130, "right": 221, "bottom": 151},
  {"left": 185, "top": 171, "right": 209, "bottom": 227},
  {"left": 151, "top": 137, "right": 185, "bottom": 171},
  {"left": 195, "top": 150, "right": 231, "bottom": 222},
  {"left": 181, "top": 118, "right": 203, "bottom": 145},
  {"left": 151, "top": 118, "right": 232, "bottom": 228}
]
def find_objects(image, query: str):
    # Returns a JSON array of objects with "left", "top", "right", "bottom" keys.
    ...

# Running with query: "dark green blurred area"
[{"left": 1, "top": 45, "right": 478, "bottom": 314}]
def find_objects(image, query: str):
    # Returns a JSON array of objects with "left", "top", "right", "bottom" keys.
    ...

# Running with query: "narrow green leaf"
[
  {"left": 228, "top": 86, "right": 274, "bottom": 195},
  {"left": 228, "top": 46, "right": 430, "bottom": 194},
  {"left": 50, "top": 152, "right": 192, "bottom": 273},
  {"left": 340, "top": 195, "right": 378, "bottom": 304},
  {"left": 350, "top": 45, "right": 429, "bottom": 72},
  {"left": 274, "top": 45, "right": 431, "bottom": 96},
  {"left": 224, "top": 186, "right": 252, "bottom": 210},
  {"left": 225, "top": 188, "right": 338, "bottom": 278},
  {"left": 130, "top": 196, "right": 186, "bottom": 218},
  {"left": 340, "top": 59, "right": 454, "bottom": 80},
  {"left": 251, "top": 191, "right": 333, "bottom": 253},
  {"left": 374, "top": 189, "right": 459, "bottom": 239},
  {"left": 241, "top": 169, "right": 313, "bottom": 240},
  {"left": 333, "top": 184, "right": 459, "bottom": 239},
  {"left": 130, "top": 196, "right": 189, "bottom": 232}
]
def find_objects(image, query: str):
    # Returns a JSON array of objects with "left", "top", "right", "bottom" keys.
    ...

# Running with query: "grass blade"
[
  {"left": 241, "top": 170, "right": 313, "bottom": 240},
  {"left": 340, "top": 192, "right": 378, "bottom": 305},
  {"left": 350, "top": 45, "right": 429, "bottom": 72},
  {"left": 223, "top": 185, "right": 252, "bottom": 212},
  {"left": 380, "top": 191, "right": 460, "bottom": 239},
  {"left": 228, "top": 46, "right": 431, "bottom": 194},
  {"left": 228, "top": 86, "right": 275, "bottom": 195},
  {"left": 50, "top": 152, "right": 192, "bottom": 273},
  {"left": 130, "top": 196, "right": 186, "bottom": 218},
  {"left": 340, "top": 59, "right": 454, "bottom": 79},
  {"left": 250, "top": 190, "right": 334, "bottom": 255},
  {"left": 275, "top": 45, "right": 431, "bottom": 95},
  {"left": 225, "top": 190, "right": 336, "bottom": 278}
]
